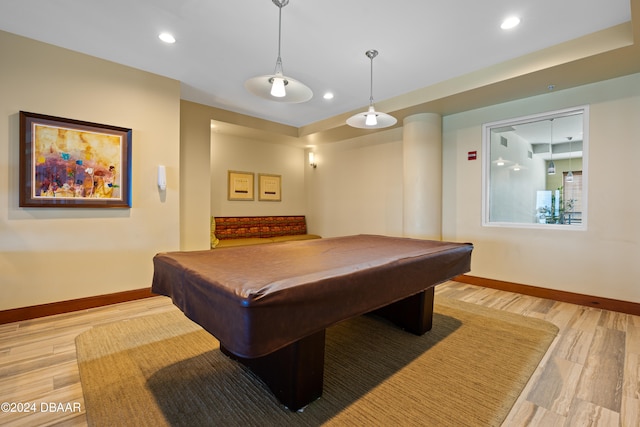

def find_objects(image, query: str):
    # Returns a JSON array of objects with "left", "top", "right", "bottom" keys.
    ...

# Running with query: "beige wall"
[
  {"left": 0, "top": 31, "right": 181, "bottom": 310},
  {"left": 210, "top": 132, "right": 306, "bottom": 217},
  {"left": 180, "top": 101, "right": 212, "bottom": 251},
  {"left": 442, "top": 73, "right": 640, "bottom": 302},
  {"left": 305, "top": 129, "right": 404, "bottom": 238}
]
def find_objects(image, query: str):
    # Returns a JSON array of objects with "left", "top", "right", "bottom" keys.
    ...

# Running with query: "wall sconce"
[
  {"left": 308, "top": 152, "right": 317, "bottom": 168},
  {"left": 158, "top": 165, "right": 167, "bottom": 190}
]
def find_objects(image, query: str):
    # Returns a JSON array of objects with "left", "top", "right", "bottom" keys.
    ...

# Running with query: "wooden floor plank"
[
  {"left": 621, "top": 395, "right": 640, "bottom": 427},
  {"left": 575, "top": 326, "right": 625, "bottom": 412},
  {"left": 502, "top": 400, "right": 566, "bottom": 427},
  {"left": 526, "top": 356, "right": 584, "bottom": 417},
  {"left": 552, "top": 328, "right": 594, "bottom": 365},
  {"left": 566, "top": 398, "right": 620, "bottom": 426}
]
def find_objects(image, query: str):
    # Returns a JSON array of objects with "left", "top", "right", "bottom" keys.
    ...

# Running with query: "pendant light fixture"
[
  {"left": 566, "top": 137, "right": 574, "bottom": 182},
  {"left": 346, "top": 50, "right": 397, "bottom": 129},
  {"left": 547, "top": 118, "right": 556, "bottom": 175},
  {"left": 244, "top": 0, "right": 312, "bottom": 103}
]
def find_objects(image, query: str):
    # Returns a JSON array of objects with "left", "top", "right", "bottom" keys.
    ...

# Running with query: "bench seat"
[{"left": 211, "top": 215, "right": 320, "bottom": 248}]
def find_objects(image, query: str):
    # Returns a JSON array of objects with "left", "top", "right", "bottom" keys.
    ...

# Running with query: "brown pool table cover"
[{"left": 152, "top": 234, "right": 472, "bottom": 358}]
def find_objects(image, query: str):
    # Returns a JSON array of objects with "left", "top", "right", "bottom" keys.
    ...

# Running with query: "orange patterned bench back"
[{"left": 214, "top": 216, "right": 308, "bottom": 240}]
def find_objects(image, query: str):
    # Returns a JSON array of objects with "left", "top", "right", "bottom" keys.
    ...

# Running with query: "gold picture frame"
[
  {"left": 258, "top": 173, "right": 281, "bottom": 201},
  {"left": 227, "top": 170, "right": 254, "bottom": 201}
]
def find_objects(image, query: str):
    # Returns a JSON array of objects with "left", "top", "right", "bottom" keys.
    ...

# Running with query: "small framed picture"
[
  {"left": 227, "top": 170, "right": 254, "bottom": 200},
  {"left": 258, "top": 173, "right": 281, "bottom": 201}
]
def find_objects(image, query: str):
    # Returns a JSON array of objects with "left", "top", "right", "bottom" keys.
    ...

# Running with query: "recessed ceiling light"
[
  {"left": 159, "top": 32, "right": 176, "bottom": 44},
  {"left": 500, "top": 16, "right": 520, "bottom": 30},
  {"left": 323, "top": 92, "right": 334, "bottom": 100}
]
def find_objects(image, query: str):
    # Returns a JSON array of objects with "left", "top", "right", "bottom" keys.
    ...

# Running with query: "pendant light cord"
[
  {"left": 369, "top": 55, "right": 374, "bottom": 106},
  {"left": 273, "top": 0, "right": 287, "bottom": 75},
  {"left": 366, "top": 50, "right": 378, "bottom": 107},
  {"left": 550, "top": 118, "right": 554, "bottom": 161},
  {"left": 277, "top": 3, "right": 282, "bottom": 60}
]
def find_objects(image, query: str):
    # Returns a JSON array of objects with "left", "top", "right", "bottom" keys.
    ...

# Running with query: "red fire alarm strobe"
[{"left": 468, "top": 151, "right": 477, "bottom": 160}]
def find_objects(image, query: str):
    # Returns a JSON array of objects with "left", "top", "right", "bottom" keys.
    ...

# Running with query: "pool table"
[{"left": 152, "top": 234, "right": 473, "bottom": 410}]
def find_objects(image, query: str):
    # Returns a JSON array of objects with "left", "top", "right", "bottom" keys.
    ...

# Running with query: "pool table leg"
[
  {"left": 372, "top": 286, "right": 435, "bottom": 335},
  {"left": 220, "top": 329, "right": 326, "bottom": 412}
]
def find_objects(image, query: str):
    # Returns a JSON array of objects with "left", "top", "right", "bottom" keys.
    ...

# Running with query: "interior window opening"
[{"left": 482, "top": 106, "right": 588, "bottom": 229}]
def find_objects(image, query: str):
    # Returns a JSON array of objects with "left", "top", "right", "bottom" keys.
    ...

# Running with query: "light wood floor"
[{"left": 0, "top": 281, "right": 637, "bottom": 426}]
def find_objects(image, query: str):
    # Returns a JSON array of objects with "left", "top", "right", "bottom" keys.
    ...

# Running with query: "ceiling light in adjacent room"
[
  {"left": 245, "top": 0, "right": 312, "bottom": 103},
  {"left": 500, "top": 16, "right": 520, "bottom": 30},
  {"left": 346, "top": 50, "right": 397, "bottom": 129},
  {"left": 566, "top": 170, "right": 574, "bottom": 182},
  {"left": 158, "top": 32, "right": 176, "bottom": 44},
  {"left": 566, "top": 137, "right": 574, "bottom": 182}
]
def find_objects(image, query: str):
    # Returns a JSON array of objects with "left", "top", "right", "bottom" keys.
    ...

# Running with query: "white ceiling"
[{"left": 0, "top": 0, "right": 632, "bottom": 128}]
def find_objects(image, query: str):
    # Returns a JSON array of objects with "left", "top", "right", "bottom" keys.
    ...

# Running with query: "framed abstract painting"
[{"left": 19, "top": 111, "right": 132, "bottom": 208}]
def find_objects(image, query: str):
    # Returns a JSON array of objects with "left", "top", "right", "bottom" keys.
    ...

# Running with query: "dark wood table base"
[
  {"left": 371, "top": 286, "right": 435, "bottom": 335},
  {"left": 220, "top": 331, "right": 325, "bottom": 411},
  {"left": 220, "top": 287, "right": 435, "bottom": 411}
]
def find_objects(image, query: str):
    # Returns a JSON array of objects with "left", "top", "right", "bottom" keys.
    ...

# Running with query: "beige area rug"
[{"left": 76, "top": 297, "right": 558, "bottom": 427}]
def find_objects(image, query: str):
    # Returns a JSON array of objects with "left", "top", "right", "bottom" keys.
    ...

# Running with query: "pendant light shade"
[
  {"left": 566, "top": 170, "right": 574, "bottom": 182},
  {"left": 244, "top": 0, "right": 312, "bottom": 103},
  {"left": 347, "top": 50, "right": 397, "bottom": 129}
]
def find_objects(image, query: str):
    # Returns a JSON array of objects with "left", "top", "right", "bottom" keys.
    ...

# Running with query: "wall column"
[
  {"left": 402, "top": 113, "right": 442, "bottom": 240},
  {"left": 180, "top": 100, "right": 213, "bottom": 251}
]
